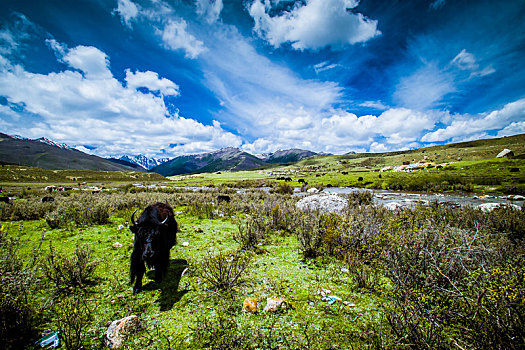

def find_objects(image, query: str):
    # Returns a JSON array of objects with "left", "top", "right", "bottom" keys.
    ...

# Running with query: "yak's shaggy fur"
[{"left": 129, "top": 202, "right": 178, "bottom": 294}]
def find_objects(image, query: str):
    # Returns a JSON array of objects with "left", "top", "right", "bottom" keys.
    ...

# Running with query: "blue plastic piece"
[{"left": 35, "top": 331, "right": 61, "bottom": 348}]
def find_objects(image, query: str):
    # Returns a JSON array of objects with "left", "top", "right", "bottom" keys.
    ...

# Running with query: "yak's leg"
[
  {"left": 154, "top": 251, "right": 170, "bottom": 283},
  {"left": 132, "top": 259, "right": 146, "bottom": 295}
]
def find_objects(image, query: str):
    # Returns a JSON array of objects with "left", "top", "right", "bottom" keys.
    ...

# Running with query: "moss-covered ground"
[{"left": 3, "top": 199, "right": 385, "bottom": 349}]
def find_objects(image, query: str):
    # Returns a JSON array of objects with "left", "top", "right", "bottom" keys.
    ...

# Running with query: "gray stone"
[
  {"left": 476, "top": 203, "right": 521, "bottom": 212},
  {"left": 496, "top": 149, "right": 514, "bottom": 158},
  {"left": 264, "top": 297, "right": 287, "bottom": 313},
  {"left": 296, "top": 194, "right": 347, "bottom": 213},
  {"left": 383, "top": 202, "right": 404, "bottom": 210},
  {"left": 106, "top": 315, "right": 140, "bottom": 349}
]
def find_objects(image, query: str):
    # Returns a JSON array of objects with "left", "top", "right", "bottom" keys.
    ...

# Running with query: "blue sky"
[{"left": 0, "top": 0, "right": 524, "bottom": 158}]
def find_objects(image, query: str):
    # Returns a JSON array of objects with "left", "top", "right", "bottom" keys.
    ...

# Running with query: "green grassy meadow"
[
  {"left": 1, "top": 184, "right": 524, "bottom": 349},
  {"left": 1, "top": 135, "right": 524, "bottom": 349}
]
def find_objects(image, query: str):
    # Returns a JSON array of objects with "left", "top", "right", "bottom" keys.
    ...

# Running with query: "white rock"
[
  {"left": 106, "top": 315, "right": 140, "bottom": 349},
  {"left": 296, "top": 194, "right": 348, "bottom": 213},
  {"left": 112, "top": 242, "right": 123, "bottom": 248},
  {"left": 307, "top": 187, "right": 319, "bottom": 193},
  {"left": 383, "top": 202, "right": 404, "bottom": 210},
  {"left": 476, "top": 203, "right": 521, "bottom": 212},
  {"left": 264, "top": 297, "right": 287, "bottom": 312},
  {"left": 496, "top": 149, "right": 514, "bottom": 158},
  {"left": 182, "top": 241, "right": 189, "bottom": 247}
]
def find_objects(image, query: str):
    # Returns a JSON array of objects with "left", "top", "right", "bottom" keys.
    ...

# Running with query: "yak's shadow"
[{"left": 143, "top": 258, "right": 189, "bottom": 311}]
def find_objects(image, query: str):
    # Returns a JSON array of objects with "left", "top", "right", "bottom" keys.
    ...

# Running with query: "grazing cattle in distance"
[
  {"left": 341, "top": 171, "right": 348, "bottom": 175},
  {"left": 284, "top": 177, "right": 292, "bottom": 182},
  {"left": 217, "top": 195, "right": 231, "bottom": 203},
  {"left": 298, "top": 179, "right": 306, "bottom": 183},
  {"left": 130, "top": 202, "right": 178, "bottom": 294},
  {"left": 41, "top": 196, "right": 55, "bottom": 203},
  {"left": 0, "top": 197, "right": 10, "bottom": 204}
]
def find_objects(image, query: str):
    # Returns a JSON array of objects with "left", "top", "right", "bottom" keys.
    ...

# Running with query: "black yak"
[
  {"left": 217, "top": 194, "right": 231, "bottom": 203},
  {"left": 130, "top": 202, "right": 178, "bottom": 294}
]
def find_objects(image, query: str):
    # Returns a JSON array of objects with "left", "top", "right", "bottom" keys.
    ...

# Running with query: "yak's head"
[{"left": 130, "top": 210, "right": 168, "bottom": 263}]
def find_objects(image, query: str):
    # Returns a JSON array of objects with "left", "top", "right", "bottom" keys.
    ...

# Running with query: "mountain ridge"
[{"left": 0, "top": 133, "right": 143, "bottom": 172}]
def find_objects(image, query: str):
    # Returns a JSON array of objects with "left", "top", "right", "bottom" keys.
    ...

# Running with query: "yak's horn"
[{"left": 131, "top": 209, "right": 138, "bottom": 225}]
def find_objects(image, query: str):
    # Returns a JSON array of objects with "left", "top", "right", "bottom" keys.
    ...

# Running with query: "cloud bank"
[
  {"left": 248, "top": 0, "right": 380, "bottom": 50},
  {"left": 0, "top": 41, "right": 240, "bottom": 157}
]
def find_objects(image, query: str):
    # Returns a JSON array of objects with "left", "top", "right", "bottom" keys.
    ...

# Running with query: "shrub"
[
  {"left": 272, "top": 182, "right": 293, "bottom": 195},
  {"left": 197, "top": 251, "right": 252, "bottom": 294},
  {"left": 295, "top": 211, "right": 325, "bottom": 259},
  {"left": 382, "top": 208, "right": 525, "bottom": 349},
  {"left": 233, "top": 214, "right": 269, "bottom": 250},
  {"left": 45, "top": 243, "right": 99, "bottom": 295},
  {"left": 0, "top": 228, "right": 43, "bottom": 349},
  {"left": 53, "top": 294, "right": 94, "bottom": 350}
]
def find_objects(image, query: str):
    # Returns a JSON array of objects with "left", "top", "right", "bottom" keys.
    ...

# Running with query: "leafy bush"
[
  {"left": 197, "top": 251, "right": 252, "bottom": 294},
  {"left": 0, "top": 200, "right": 57, "bottom": 221},
  {"left": 234, "top": 214, "right": 269, "bottom": 250},
  {"left": 45, "top": 199, "right": 110, "bottom": 228},
  {"left": 382, "top": 207, "right": 525, "bottom": 349},
  {"left": 272, "top": 182, "right": 293, "bottom": 195},
  {"left": 295, "top": 211, "right": 325, "bottom": 259},
  {"left": 45, "top": 243, "right": 99, "bottom": 295},
  {"left": 53, "top": 294, "right": 94, "bottom": 350},
  {"left": 0, "top": 228, "right": 43, "bottom": 349}
]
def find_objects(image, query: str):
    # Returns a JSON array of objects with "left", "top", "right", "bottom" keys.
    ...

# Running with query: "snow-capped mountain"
[
  {"left": 118, "top": 155, "right": 171, "bottom": 170},
  {"left": 12, "top": 135, "right": 73, "bottom": 150}
]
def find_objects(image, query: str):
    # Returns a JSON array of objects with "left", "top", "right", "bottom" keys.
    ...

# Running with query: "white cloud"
[
  {"left": 156, "top": 19, "right": 206, "bottom": 59},
  {"left": 369, "top": 142, "right": 389, "bottom": 153},
  {"left": 450, "top": 49, "right": 495, "bottom": 78},
  {"left": 62, "top": 45, "right": 112, "bottom": 79},
  {"left": 196, "top": 0, "right": 223, "bottom": 24},
  {"left": 112, "top": 0, "right": 207, "bottom": 59},
  {"left": 451, "top": 49, "right": 478, "bottom": 71},
  {"left": 201, "top": 25, "right": 342, "bottom": 137},
  {"left": 498, "top": 121, "right": 525, "bottom": 137},
  {"left": 248, "top": 0, "right": 380, "bottom": 50},
  {"left": 359, "top": 100, "right": 389, "bottom": 110},
  {"left": 125, "top": 69, "right": 180, "bottom": 96},
  {"left": 313, "top": 61, "right": 340, "bottom": 74},
  {"left": 241, "top": 107, "right": 438, "bottom": 155},
  {"left": 422, "top": 98, "right": 525, "bottom": 142},
  {"left": 394, "top": 63, "right": 455, "bottom": 110},
  {"left": 113, "top": 0, "right": 140, "bottom": 28},
  {"left": 0, "top": 42, "right": 240, "bottom": 157}
]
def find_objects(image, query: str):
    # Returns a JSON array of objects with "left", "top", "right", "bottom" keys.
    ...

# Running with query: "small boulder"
[
  {"left": 496, "top": 149, "right": 514, "bottom": 158},
  {"left": 112, "top": 242, "right": 123, "bottom": 248},
  {"left": 307, "top": 187, "right": 319, "bottom": 193},
  {"left": 476, "top": 203, "right": 521, "bottom": 212},
  {"left": 264, "top": 297, "right": 287, "bottom": 313},
  {"left": 242, "top": 298, "right": 258, "bottom": 313},
  {"left": 383, "top": 202, "right": 404, "bottom": 211},
  {"left": 106, "top": 315, "right": 140, "bottom": 349},
  {"left": 296, "top": 194, "right": 348, "bottom": 213}
]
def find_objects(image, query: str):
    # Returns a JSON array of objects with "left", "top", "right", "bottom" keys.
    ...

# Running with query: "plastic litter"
[
  {"left": 321, "top": 295, "right": 339, "bottom": 305},
  {"left": 318, "top": 289, "right": 343, "bottom": 305},
  {"left": 35, "top": 331, "right": 61, "bottom": 348}
]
